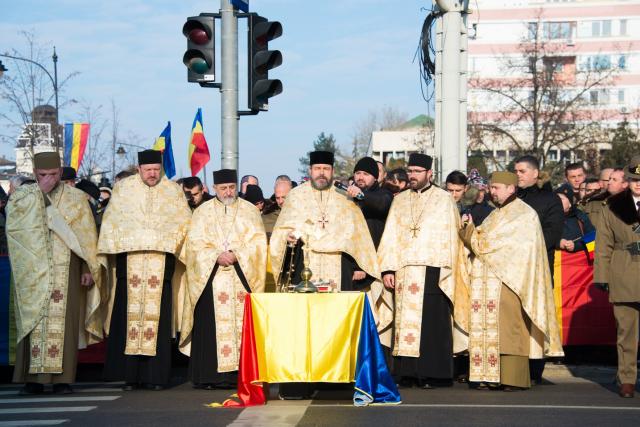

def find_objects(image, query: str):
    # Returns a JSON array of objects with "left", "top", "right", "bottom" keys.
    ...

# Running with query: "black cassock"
[
  {"left": 188, "top": 263, "right": 252, "bottom": 388},
  {"left": 354, "top": 183, "right": 393, "bottom": 249},
  {"left": 278, "top": 241, "right": 375, "bottom": 398},
  {"left": 391, "top": 266, "right": 454, "bottom": 385},
  {"left": 104, "top": 253, "right": 175, "bottom": 386}
]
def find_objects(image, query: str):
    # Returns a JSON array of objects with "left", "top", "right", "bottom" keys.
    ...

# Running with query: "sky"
[{"left": 0, "top": 0, "right": 433, "bottom": 187}]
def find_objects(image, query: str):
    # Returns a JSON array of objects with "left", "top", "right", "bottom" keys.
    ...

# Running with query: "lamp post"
[
  {"left": 0, "top": 48, "right": 60, "bottom": 151},
  {"left": 112, "top": 142, "right": 147, "bottom": 179}
]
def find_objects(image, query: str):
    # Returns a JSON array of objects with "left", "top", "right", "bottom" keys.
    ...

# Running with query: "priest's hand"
[
  {"left": 352, "top": 270, "right": 366, "bottom": 281},
  {"left": 346, "top": 184, "right": 364, "bottom": 200},
  {"left": 217, "top": 251, "right": 237, "bottom": 267},
  {"left": 286, "top": 232, "right": 299, "bottom": 245},
  {"left": 383, "top": 273, "right": 395, "bottom": 290},
  {"left": 80, "top": 273, "right": 94, "bottom": 287}
]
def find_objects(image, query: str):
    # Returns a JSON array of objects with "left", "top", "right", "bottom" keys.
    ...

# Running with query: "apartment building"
[{"left": 467, "top": 0, "right": 640, "bottom": 169}]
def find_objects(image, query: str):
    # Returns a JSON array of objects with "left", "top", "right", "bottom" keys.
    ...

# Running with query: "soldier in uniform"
[{"left": 594, "top": 156, "right": 640, "bottom": 398}]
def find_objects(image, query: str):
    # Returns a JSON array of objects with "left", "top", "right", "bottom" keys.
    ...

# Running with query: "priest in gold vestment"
[
  {"left": 460, "top": 171, "right": 563, "bottom": 390},
  {"left": 7, "top": 152, "right": 104, "bottom": 395},
  {"left": 378, "top": 153, "right": 469, "bottom": 389},
  {"left": 180, "top": 169, "right": 266, "bottom": 389},
  {"left": 99, "top": 150, "right": 191, "bottom": 390},
  {"left": 270, "top": 151, "right": 391, "bottom": 399}
]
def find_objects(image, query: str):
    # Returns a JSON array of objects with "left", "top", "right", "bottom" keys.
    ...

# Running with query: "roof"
[{"left": 396, "top": 114, "right": 434, "bottom": 130}]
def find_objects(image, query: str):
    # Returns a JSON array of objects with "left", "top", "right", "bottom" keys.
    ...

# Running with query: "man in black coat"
[
  {"left": 346, "top": 156, "right": 393, "bottom": 249},
  {"left": 514, "top": 155, "right": 564, "bottom": 385}
]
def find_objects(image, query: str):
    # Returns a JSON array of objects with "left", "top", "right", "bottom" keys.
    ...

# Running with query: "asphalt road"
[{"left": 0, "top": 365, "right": 638, "bottom": 427}]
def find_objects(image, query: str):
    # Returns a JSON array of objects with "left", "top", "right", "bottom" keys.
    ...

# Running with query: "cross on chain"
[
  {"left": 410, "top": 225, "right": 420, "bottom": 238},
  {"left": 317, "top": 215, "right": 329, "bottom": 229}
]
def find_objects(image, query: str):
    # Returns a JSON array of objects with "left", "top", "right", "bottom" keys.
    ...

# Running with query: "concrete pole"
[
  {"left": 220, "top": 0, "right": 239, "bottom": 172},
  {"left": 434, "top": 0, "right": 468, "bottom": 181},
  {"left": 459, "top": 11, "right": 468, "bottom": 173}
]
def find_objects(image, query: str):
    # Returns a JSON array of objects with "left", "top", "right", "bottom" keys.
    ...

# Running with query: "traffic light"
[
  {"left": 182, "top": 16, "right": 215, "bottom": 83},
  {"left": 248, "top": 14, "right": 282, "bottom": 111}
]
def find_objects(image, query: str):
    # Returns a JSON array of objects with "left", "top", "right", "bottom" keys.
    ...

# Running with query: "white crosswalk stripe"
[{"left": 0, "top": 383, "right": 122, "bottom": 426}]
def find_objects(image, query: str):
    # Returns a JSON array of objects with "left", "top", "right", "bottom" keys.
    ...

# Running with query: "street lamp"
[{"left": 0, "top": 47, "right": 60, "bottom": 150}]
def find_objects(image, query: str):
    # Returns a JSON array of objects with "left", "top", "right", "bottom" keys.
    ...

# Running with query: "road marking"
[
  {"left": 0, "top": 407, "right": 96, "bottom": 414},
  {"left": 309, "top": 403, "right": 640, "bottom": 410},
  {"left": 228, "top": 401, "right": 311, "bottom": 426},
  {"left": 0, "top": 420, "right": 69, "bottom": 426},
  {"left": 0, "top": 396, "right": 120, "bottom": 404}
]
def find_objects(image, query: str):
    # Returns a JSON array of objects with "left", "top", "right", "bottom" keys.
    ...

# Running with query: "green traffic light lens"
[{"left": 189, "top": 58, "right": 209, "bottom": 74}]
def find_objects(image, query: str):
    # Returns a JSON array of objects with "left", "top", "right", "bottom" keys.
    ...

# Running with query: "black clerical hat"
[
  {"left": 213, "top": 169, "right": 238, "bottom": 184},
  {"left": 61, "top": 167, "right": 77, "bottom": 181},
  {"left": 138, "top": 150, "right": 162, "bottom": 165},
  {"left": 76, "top": 179, "right": 100, "bottom": 201},
  {"left": 244, "top": 184, "right": 264, "bottom": 205},
  {"left": 408, "top": 153, "right": 433, "bottom": 170},
  {"left": 353, "top": 156, "right": 378, "bottom": 179},
  {"left": 309, "top": 151, "right": 334, "bottom": 166}
]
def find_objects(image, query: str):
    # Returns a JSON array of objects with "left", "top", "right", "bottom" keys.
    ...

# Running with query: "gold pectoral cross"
[
  {"left": 410, "top": 225, "right": 420, "bottom": 238},
  {"left": 318, "top": 216, "right": 329, "bottom": 229}
]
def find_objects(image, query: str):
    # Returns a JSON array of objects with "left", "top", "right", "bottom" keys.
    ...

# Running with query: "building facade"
[{"left": 467, "top": 0, "right": 640, "bottom": 170}]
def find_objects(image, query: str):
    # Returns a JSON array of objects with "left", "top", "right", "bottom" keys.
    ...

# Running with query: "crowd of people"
[{"left": 3, "top": 148, "right": 640, "bottom": 400}]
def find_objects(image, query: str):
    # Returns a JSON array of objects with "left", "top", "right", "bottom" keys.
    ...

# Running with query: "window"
[
  {"left": 618, "top": 89, "right": 625, "bottom": 104},
  {"left": 592, "top": 21, "right": 601, "bottom": 37},
  {"left": 527, "top": 22, "right": 538, "bottom": 40},
  {"left": 593, "top": 55, "right": 611, "bottom": 70},
  {"left": 589, "top": 89, "right": 610, "bottom": 105},
  {"left": 544, "top": 22, "right": 572, "bottom": 40},
  {"left": 620, "top": 19, "right": 627, "bottom": 36},
  {"left": 602, "top": 20, "right": 612, "bottom": 36},
  {"left": 618, "top": 55, "right": 627, "bottom": 70}
]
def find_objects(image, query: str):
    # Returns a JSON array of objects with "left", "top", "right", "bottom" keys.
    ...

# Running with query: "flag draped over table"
[
  {"left": 152, "top": 121, "right": 176, "bottom": 178},
  {"left": 553, "top": 248, "right": 616, "bottom": 346},
  {"left": 216, "top": 293, "right": 401, "bottom": 408},
  {"left": 188, "top": 108, "right": 210, "bottom": 176},
  {"left": 63, "top": 123, "right": 90, "bottom": 171}
]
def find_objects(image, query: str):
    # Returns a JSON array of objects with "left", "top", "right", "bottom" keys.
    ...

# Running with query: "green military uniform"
[
  {"left": 594, "top": 157, "right": 640, "bottom": 397},
  {"left": 582, "top": 192, "right": 609, "bottom": 231}
]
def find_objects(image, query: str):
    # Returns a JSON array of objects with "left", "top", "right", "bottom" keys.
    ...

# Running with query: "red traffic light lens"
[{"left": 189, "top": 28, "right": 210, "bottom": 45}]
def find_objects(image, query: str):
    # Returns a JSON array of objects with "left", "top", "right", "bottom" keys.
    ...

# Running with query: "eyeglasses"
[{"left": 406, "top": 169, "right": 427, "bottom": 174}]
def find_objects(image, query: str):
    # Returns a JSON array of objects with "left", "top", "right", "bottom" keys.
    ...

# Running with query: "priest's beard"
[
  {"left": 311, "top": 175, "right": 332, "bottom": 191},
  {"left": 220, "top": 195, "right": 237, "bottom": 206}
]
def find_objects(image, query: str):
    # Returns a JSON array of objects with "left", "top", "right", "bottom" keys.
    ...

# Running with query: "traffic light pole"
[{"left": 220, "top": 0, "right": 239, "bottom": 171}]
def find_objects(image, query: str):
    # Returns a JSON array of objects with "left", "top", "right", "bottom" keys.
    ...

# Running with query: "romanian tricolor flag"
[
  {"left": 152, "top": 122, "right": 176, "bottom": 179},
  {"left": 582, "top": 230, "right": 596, "bottom": 261},
  {"left": 218, "top": 293, "right": 401, "bottom": 408},
  {"left": 188, "top": 108, "right": 210, "bottom": 177},
  {"left": 553, "top": 249, "right": 616, "bottom": 346},
  {"left": 63, "top": 123, "right": 90, "bottom": 171}
]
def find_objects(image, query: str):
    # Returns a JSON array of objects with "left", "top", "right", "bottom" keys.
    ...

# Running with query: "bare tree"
[
  {"left": 0, "top": 31, "right": 78, "bottom": 157},
  {"left": 468, "top": 15, "right": 626, "bottom": 173},
  {"left": 75, "top": 101, "right": 109, "bottom": 178},
  {"left": 347, "top": 106, "right": 409, "bottom": 170}
]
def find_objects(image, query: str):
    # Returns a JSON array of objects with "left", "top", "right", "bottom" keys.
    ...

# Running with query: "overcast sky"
[{"left": 1, "top": 0, "right": 433, "bottom": 187}]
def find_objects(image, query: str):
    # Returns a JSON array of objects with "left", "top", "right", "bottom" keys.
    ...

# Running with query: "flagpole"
[{"left": 203, "top": 164, "right": 208, "bottom": 189}]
